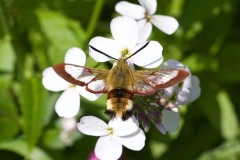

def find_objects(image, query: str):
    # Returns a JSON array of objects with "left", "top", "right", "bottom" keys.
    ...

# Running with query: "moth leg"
[{"left": 104, "top": 109, "right": 116, "bottom": 119}]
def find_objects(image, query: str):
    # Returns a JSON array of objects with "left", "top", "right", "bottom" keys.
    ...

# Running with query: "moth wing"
[
  {"left": 53, "top": 63, "right": 109, "bottom": 93},
  {"left": 133, "top": 69, "right": 189, "bottom": 95}
]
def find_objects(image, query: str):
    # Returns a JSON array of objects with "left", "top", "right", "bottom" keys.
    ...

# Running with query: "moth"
[{"left": 53, "top": 42, "right": 189, "bottom": 120}]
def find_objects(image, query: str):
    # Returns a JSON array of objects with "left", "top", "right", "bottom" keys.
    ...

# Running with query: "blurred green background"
[{"left": 0, "top": 0, "right": 240, "bottom": 159}]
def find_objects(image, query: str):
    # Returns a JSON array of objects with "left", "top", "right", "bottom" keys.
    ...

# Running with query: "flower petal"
[
  {"left": 188, "top": 76, "right": 201, "bottom": 103},
  {"left": 163, "top": 86, "right": 177, "bottom": 98},
  {"left": 138, "top": 0, "right": 157, "bottom": 15},
  {"left": 42, "top": 67, "right": 69, "bottom": 91},
  {"left": 77, "top": 116, "right": 109, "bottom": 136},
  {"left": 88, "top": 152, "right": 98, "bottom": 160},
  {"left": 162, "top": 59, "right": 185, "bottom": 69},
  {"left": 75, "top": 86, "right": 101, "bottom": 101},
  {"left": 152, "top": 15, "right": 179, "bottom": 35},
  {"left": 110, "top": 16, "right": 138, "bottom": 49},
  {"left": 155, "top": 121, "right": 167, "bottom": 134},
  {"left": 137, "top": 20, "right": 152, "bottom": 43},
  {"left": 89, "top": 37, "right": 120, "bottom": 62},
  {"left": 64, "top": 47, "right": 86, "bottom": 66},
  {"left": 162, "top": 110, "right": 180, "bottom": 133},
  {"left": 115, "top": 1, "right": 145, "bottom": 19},
  {"left": 95, "top": 136, "right": 122, "bottom": 160},
  {"left": 61, "top": 118, "right": 77, "bottom": 131},
  {"left": 181, "top": 67, "right": 192, "bottom": 89},
  {"left": 118, "top": 129, "right": 146, "bottom": 150},
  {"left": 130, "top": 41, "right": 163, "bottom": 68},
  {"left": 137, "top": 113, "right": 150, "bottom": 132},
  {"left": 176, "top": 88, "right": 191, "bottom": 105},
  {"left": 109, "top": 117, "right": 139, "bottom": 136},
  {"left": 55, "top": 88, "right": 80, "bottom": 118}
]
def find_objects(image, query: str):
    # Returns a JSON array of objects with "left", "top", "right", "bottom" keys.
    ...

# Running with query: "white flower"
[
  {"left": 42, "top": 47, "right": 100, "bottom": 118},
  {"left": 154, "top": 109, "right": 180, "bottom": 134},
  {"left": 162, "top": 59, "right": 201, "bottom": 106},
  {"left": 89, "top": 16, "right": 163, "bottom": 68},
  {"left": 77, "top": 116, "right": 146, "bottom": 160},
  {"left": 60, "top": 118, "right": 77, "bottom": 146},
  {"left": 115, "top": 0, "right": 179, "bottom": 42},
  {"left": 161, "top": 109, "right": 180, "bottom": 133}
]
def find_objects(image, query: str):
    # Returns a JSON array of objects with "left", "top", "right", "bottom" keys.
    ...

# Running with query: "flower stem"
[
  {"left": 0, "top": 2, "right": 9, "bottom": 36},
  {"left": 85, "top": 0, "right": 104, "bottom": 43}
]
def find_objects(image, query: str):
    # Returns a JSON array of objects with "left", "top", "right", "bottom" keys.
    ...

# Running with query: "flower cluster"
[
  {"left": 42, "top": 0, "right": 201, "bottom": 159},
  {"left": 42, "top": 47, "right": 100, "bottom": 118},
  {"left": 159, "top": 60, "right": 201, "bottom": 111}
]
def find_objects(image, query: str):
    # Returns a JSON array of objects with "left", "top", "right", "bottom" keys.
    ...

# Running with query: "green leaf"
[
  {"left": 41, "top": 128, "right": 66, "bottom": 150},
  {"left": 0, "top": 35, "right": 15, "bottom": 72},
  {"left": 34, "top": 9, "right": 87, "bottom": 66},
  {"left": 149, "top": 141, "right": 167, "bottom": 159},
  {"left": 183, "top": 53, "right": 218, "bottom": 72},
  {"left": 217, "top": 90, "right": 239, "bottom": 140},
  {"left": 0, "top": 91, "right": 19, "bottom": 142},
  {"left": 216, "top": 43, "right": 240, "bottom": 82},
  {"left": 181, "top": 0, "right": 228, "bottom": 30},
  {"left": 0, "top": 139, "right": 53, "bottom": 160},
  {"left": 42, "top": 123, "right": 81, "bottom": 150},
  {"left": 0, "top": 73, "right": 13, "bottom": 92},
  {"left": 19, "top": 76, "right": 48, "bottom": 151},
  {"left": 197, "top": 140, "right": 240, "bottom": 160}
]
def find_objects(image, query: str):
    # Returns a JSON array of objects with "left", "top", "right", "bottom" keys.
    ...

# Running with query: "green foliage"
[
  {"left": 216, "top": 43, "right": 240, "bottom": 82},
  {"left": 0, "top": 91, "right": 19, "bottom": 142},
  {"left": 19, "top": 76, "right": 48, "bottom": 151},
  {"left": 0, "top": 0, "right": 240, "bottom": 159},
  {"left": 0, "top": 139, "right": 53, "bottom": 160}
]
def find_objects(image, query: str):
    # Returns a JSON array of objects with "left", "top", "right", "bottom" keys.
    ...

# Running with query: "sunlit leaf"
[
  {"left": 183, "top": 53, "right": 218, "bottom": 72},
  {"left": 35, "top": 9, "right": 87, "bottom": 65},
  {"left": 149, "top": 141, "right": 167, "bottom": 159},
  {"left": 0, "top": 36, "right": 15, "bottom": 72},
  {"left": 217, "top": 90, "right": 239, "bottom": 140},
  {"left": 197, "top": 140, "right": 240, "bottom": 160},
  {"left": 0, "top": 139, "right": 53, "bottom": 160}
]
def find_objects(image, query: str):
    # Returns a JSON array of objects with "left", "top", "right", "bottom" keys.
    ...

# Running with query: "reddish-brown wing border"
[
  {"left": 133, "top": 69, "right": 189, "bottom": 95},
  {"left": 53, "top": 63, "right": 109, "bottom": 93}
]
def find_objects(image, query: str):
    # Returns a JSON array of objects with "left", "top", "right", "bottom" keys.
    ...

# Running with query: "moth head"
[{"left": 89, "top": 41, "right": 150, "bottom": 62}]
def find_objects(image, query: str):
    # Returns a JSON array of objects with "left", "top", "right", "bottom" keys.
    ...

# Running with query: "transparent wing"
[
  {"left": 53, "top": 63, "right": 109, "bottom": 93},
  {"left": 133, "top": 69, "right": 189, "bottom": 95}
]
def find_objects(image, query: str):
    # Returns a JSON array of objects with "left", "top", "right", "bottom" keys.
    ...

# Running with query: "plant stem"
[{"left": 85, "top": 0, "right": 104, "bottom": 43}]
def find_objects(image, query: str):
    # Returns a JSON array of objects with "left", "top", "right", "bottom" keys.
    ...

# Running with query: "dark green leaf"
[{"left": 216, "top": 43, "right": 240, "bottom": 82}]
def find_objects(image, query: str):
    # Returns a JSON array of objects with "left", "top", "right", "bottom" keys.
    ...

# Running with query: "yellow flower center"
[
  {"left": 107, "top": 128, "right": 114, "bottom": 135},
  {"left": 69, "top": 84, "right": 76, "bottom": 88},
  {"left": 145, "top": 14, "right": 152, "bottom": 22},
  {"left": 121, "top": 48, "right": 131, "bottom": 58}
]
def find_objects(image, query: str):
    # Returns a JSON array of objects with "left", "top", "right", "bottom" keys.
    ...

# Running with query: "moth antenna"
[
  {"left": 126, "top": 41, "right": 150, "bottom": 60},
  {"left": 89, "top": 45, "right": 118, "bottom": 61}
]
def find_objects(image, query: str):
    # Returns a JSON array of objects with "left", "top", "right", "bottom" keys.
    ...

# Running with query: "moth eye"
[
  {"left": 122, "top": 110, "right": 132, "bottom": 121},
  {"left": 104, "top": 110, "right": 116, "bottom": 119}
]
